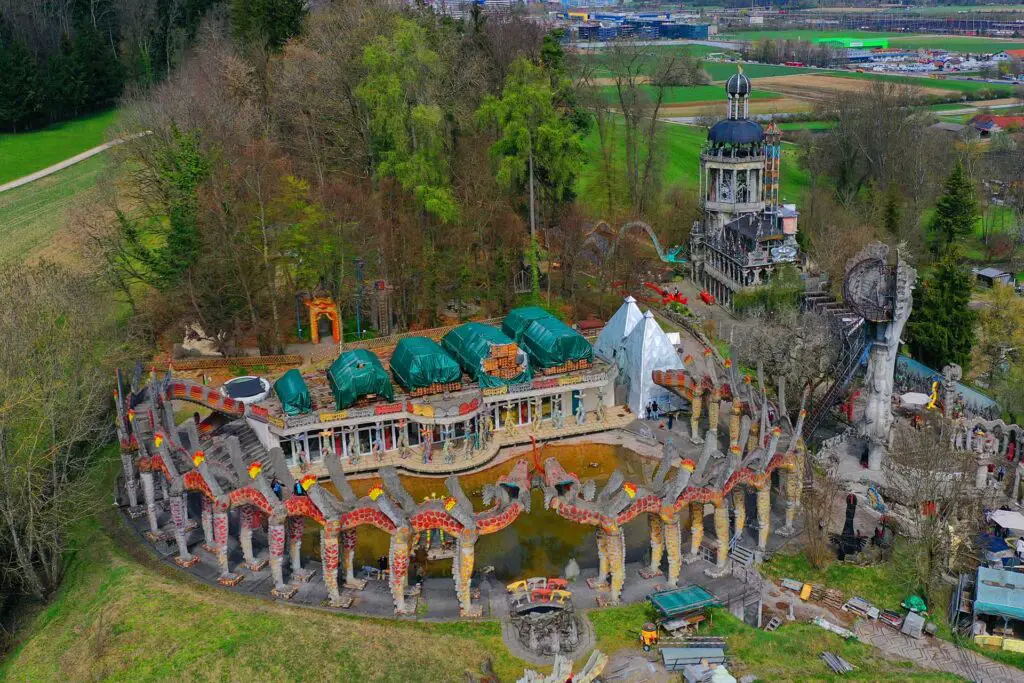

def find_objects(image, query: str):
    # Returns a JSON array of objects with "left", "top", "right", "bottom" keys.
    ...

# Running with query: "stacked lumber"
[
  {"left": 820, "top": 652, "right": 854, "bottom": 674},
  {"left": 822, "top": 588, "right": 845, "bottom": 612},
  {"left": 408, "top": 382, "right": 462, "bottom": 397},
  {"left": 481, "top": 343, "right": 527, "bottom": 380},
  {"left": 539, "top": 359, "right": 592, "bottom": 376}
]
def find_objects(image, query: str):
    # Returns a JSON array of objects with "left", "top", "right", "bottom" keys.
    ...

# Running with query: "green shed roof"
[
  {"left": 441, "top": 323, "right": 532, "bottom": 388},
  {"left": 273, "top": 369, "right": 312, "bottom": 416},
  {"left": 503, "top": 307, "right": 593, "bottom": 369},
  {"left": 389, "top": 337, "right": 463, "bottom": 392},
  {"left": 326, "top": 349, "right": 394, "bottom": 410},
  {"left": 648, "top": 585, "right": 719, "bottom": 618}
]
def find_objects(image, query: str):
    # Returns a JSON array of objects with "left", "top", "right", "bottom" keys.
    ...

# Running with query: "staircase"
[
  {"left": 730, "top": 544, "right": 756, "bottom": 568},
  {"left": 801, "top": 337, "right": 869, "bottom": 443},
  {"left": 201, "top": 420, "right": 269, "bottom": 478}
]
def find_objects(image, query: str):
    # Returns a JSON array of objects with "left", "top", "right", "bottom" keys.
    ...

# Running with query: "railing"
[
  {"left": 802, "top": 337, "right": 868, "bottom": 445},
  {"left": 308, "top": 318, "right": 507, "bottom": 365},
  {"left": 172, "top": 354, "right": 303, "bottom": 371}
]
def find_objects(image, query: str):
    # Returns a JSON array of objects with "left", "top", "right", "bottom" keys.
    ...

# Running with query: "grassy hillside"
[
  {"left": 0, "top": 109, "right": 118, "bottom": 185},
  {"left": 0, "top": 154, "right": 108, "bottom": 264}
]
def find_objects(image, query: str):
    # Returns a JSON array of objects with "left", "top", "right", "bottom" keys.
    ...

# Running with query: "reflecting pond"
[{"left": 305, "top": 443, "right": 668, "bottom": 580}]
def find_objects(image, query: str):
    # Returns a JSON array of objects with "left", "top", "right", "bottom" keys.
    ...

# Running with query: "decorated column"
[
  {"left": 268, "top": 522, "right": 291, "bottom": 597},
  {"left": 170, "top": 494, "right": 198, "bottom": 567},
  {"left": 342, "top": 529, "right": 358, "bottom": 587},
  {"left": 321, "top": 521, "right": 343, "bottom": 607},
  {"left": 729, "top": 402, "right": 742, "bottom": 449},
  {"left": 690, "top": 394, "right": 704, "bottom": 444},
  {"left": 240, "top": 508, "right": 267, "bottom": 571},
  {"left": 647, "top": 515, "right": 665, "bottom": 576},
  {"left": 287, "top": 516, "right": 314, "bottom": 582},
  {"left": 389, "top": 527, "right": 412, "bottom": 614},
  {"left": 453, "top": 532, "right": 480, "bottom": 617},
  {"left": 201, "top": 496, "right": 215, "bottom": 552},
  {"left": 213, "top": 507, "right": 241, "bottom": 585},
  {"left": 733, "top": 488, "right": 746, "bottom": 541},
  {"left": 707, "top": 388, "right": 721, "bottom": 433},
  {"left": 665, "top": 515, "right": 682, "bottom": 585},
  {"left": 605, "top": 526, "right": 626, "bottom": 604},
  {"left": 777, "top": 468, "right": 800, "bottom": 537},
  {"left": 140, "top": 471, "right": 160, "bottom": 537},
  {"left": 120, "top": 450, "right": 141, "bottom": 513},
  {"left": 746, "top": 422, "right": 760, "bottom": 455},
  {"left": 684, "top": 502, "right": 704, "bottom": 563},
  {"left": 756, "top": 486, "right": 771, "bottom": 552},
  {"left": 708, "top": 502, "right": 730, "bottom": 576}
]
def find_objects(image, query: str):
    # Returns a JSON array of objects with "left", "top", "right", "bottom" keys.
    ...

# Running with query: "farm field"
[
  {"left": 0, "top": 109, "right": 117, "bottom": 185},
  {"left": 596, "top": 83, "right": 779, "bottom": 105},
  {"left": 753, "top": 73, "right": 955, "bottom": 99},
  {"left": 829, "top": 70, "right": 1021, "bottom": 94},
  {"left": 720, "top": 29, "right": 1024, "bottom": 52},
  {"left": 0, "top": 153, "right": 108, "bottom": 265}
]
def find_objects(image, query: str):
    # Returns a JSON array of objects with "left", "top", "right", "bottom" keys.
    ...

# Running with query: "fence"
[{"left": 171, "top": 354, "right": 303, "bottom": 371}]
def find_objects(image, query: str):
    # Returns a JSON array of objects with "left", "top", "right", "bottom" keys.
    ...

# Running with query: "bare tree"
[{"left": 803, "top": 464, "right": 842, "bottom": 569}]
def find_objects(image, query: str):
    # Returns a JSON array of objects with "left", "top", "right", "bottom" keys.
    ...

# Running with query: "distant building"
[
  {"left": 689, "top": 69, "right": 801, "bottom": 308},
  {"left": 968, "top": 114, "right": 1024, "bottom": 137},
  {"left": 995, "top": 49, "right": 1024, "bottom": 61},
  {"left": 974, "top": 267, "right": 1014, "bottom": 288}
]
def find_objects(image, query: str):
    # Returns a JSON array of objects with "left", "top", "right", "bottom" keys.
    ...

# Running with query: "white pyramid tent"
[
  {"left": 624, "top": 310, "right": 684, "bottom": 417},
  {"left": 594, "top": 296, "right": 643, "bottom": 365}
]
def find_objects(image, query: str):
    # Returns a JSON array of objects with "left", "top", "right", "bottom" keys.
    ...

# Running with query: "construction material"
[
  {"left": 902, "top": 611, "right": 926, "bottom": 639},
  {"left": 780, "top": 578, "right": 803, "bottom": 592},
  {"left": 326, "top": 349, "right": 394, "bottom": 410},
  {"left": 822, "top": 588, "right": 845, "bottom": 612},
  {"left": 648, "top": 585, "right": 720, "bottom": 619},
  {"left": 843, "top": 597, "right": 880, "bottom": 620},
  {"left": 813, "top": 616, "right": 856, "bottom": 640},
  {"left": 441, "top": 323, "right": 531, "bottom": 387},
  {"left": 389, "top": 336, "right": 463, "bottom": 393},
  {"left": 820, "top": 652, "right": 855, "bottom": 674},
  {"left": 879, "top": 610, "right": 904, "bottom": 629},
  {"left": 763, "top": 616, "right": 782, "bottom": 632},
  {"left": 661, "top": 647, "right": 726, "bottom": 671}
]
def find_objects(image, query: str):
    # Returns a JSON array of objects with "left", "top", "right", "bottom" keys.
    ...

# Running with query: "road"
[{"left": 0, "top": 131, "right": 149, "bottom": 194}]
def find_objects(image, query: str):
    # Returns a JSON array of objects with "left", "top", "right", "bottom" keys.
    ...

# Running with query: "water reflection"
[{"left": 304, "top": 443, "right": 661, "bottom": 580}]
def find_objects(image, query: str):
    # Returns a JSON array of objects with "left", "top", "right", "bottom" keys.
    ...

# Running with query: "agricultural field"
[
  {"left": 0, "top": 109, "right": 118, "bottom": 185},
  {"left": 720, "top": 29, "right": 1024, "bottom": 52},
  {"left": 0, "top": 154, "right": 108, "bottom": 265}
]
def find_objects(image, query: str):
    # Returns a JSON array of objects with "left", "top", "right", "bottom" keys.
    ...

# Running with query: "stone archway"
[{"left": 306, "top": 297, "right": 341, "bottom": 344}]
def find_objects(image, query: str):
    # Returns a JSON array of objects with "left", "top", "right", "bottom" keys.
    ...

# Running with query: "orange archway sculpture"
[{"left": 306, "top": 297, "right": 341, "bottom": 344}]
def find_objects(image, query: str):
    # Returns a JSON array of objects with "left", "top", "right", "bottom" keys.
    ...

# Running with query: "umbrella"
[{"left": 990, "top": 510, "right": 1024, "bottom": 533}]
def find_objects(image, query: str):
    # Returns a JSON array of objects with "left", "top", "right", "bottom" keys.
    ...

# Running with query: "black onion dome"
[
  {"left": 708, "top": 119, "right": 764, "bottom": 146},
  {"left": 725, "top": 71, "right": 752, "bottom": 96}
]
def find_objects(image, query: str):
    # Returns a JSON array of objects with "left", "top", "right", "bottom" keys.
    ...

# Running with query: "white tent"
[
  {"left": 624, "top": 310, "right": 684, "bottom": 417},
  {"left": 594, "top": 295, "right": 643, "bottom": 366},
  {"left": 991, "top": 510, "right": 1024, "bottom": 533}
]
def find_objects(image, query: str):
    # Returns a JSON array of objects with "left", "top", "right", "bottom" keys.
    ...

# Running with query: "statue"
[
  {"left": 575, "top": 401, "right": 586, "bottom": 426},
  {"left": 421, "top": 425, "right": 433, "bottom": 464},
  {"left": 552, "top": 404, "right": 565, "bottom": 430},
  {"left": 505, "top": 407, "right": 518, "bottom": 437},
  {"left": 833, "top": 493, "right": 864, "bottom": 561},
  {"left": 397, "top": 419, "right": 410, "bottom": 459},
  {"left": 443, "top": 440, "right": 454, "bottom": 464},
  {"left": 564, "top": 557, "right": 580, "bottom": 583}
]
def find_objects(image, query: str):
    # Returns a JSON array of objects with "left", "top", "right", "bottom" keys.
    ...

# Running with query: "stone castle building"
[{"left": 689, "top": 69, "right": 800, "bottom": 308}]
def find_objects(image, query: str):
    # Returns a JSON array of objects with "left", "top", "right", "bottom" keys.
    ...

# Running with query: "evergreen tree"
[
  {"left": 44, "top": 34, "right": 88, "bottom": 120},
  {"left": 73, "top": 23, "right": 124, "bottom": 112},
  {"left": 882, "top": 184, "right": 902, "bottom": 237},
  {"left": 929, "top": 161, "right": 978, "bottom": 254},
  {"left": 906, "top": 254, "right": 978, "bottom": 371},
  {"left": 0, "top": 40, "right": 41, "bottom": 132},
  {"left": 230, "top": 0, "right": 307, "bottom": 51}
]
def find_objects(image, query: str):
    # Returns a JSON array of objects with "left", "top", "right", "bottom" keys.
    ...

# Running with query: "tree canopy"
[
  {"left": 906, "top": 255, "right": 978, "bottom": 371},
  {"left": 929, "top": 161, "right": 979, "bottom": 254}
]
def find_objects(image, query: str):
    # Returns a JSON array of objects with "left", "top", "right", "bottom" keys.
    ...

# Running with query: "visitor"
[
  {"left": 651, "top": 400, "right": 660, "bottom": 421},
  {"left": 997, "top": 465, "right": 1006, "bottom": 482},
  {"left": 193, "top": 411, "right": 201, "bottom": 426},
  {"left": 667, "top": 412, "right": 675, "bottom": 431},
  {"left": 860, "top": 443, "right": 870, "bottom": 469},
  {"left": 377, "top": 554, "right": 389, "bottom": 580},
  {"left": 271, "top": 477, "right": 282, "bottom": 499},
  {"left": 294, "top": 480, "right": 305, "bottom": 496}
]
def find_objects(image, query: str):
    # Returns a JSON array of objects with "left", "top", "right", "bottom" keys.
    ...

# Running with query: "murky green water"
[{"left": 302, "top": 443, "right": 664, "bottom": 580}]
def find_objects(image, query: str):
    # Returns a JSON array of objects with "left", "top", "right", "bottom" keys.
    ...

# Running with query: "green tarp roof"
[
  {"left": 503, "top": 307, "right": 593, "bottom": 369},
  {"left": 975, "top": 566, "right": 1024, "bottom": 622},
  {"left": 648, "top": 585, "right": 719, "bottom": 618},
  {"left": 273, "top": 369, "right": 312, "bottom": 416},
  {"left": 390, "top": 337, "right": 463, "bottom": 392},
  {"left": 441, "top": 323, "right": 532, "bottom": 388},
  {"left": 326, "top": 349, "right": 394, "bottom": 410}
]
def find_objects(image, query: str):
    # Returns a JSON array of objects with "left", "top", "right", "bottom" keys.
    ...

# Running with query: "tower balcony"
[{"left": 704, "top": 199, "right": 765, "bottom": 214}]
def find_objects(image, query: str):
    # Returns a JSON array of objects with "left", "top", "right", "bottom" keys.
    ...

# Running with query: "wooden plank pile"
[
  {"left": 481, "top": 343, "right": 526, "bottom": 380},
  {"left": 539, "top": 358, "right": 591, "bottom": 376},
  {"left": 822, "top": 588, "right": 845, "bottom": 612},
  {"left": 408, "top": 381, "right": 462, "bottom": 397},
  {"left": 820, "top": 652, "right": 854, "bottom": 674}
]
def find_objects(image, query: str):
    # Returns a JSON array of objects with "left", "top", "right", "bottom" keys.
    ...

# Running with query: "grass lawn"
[
  {"left": 778, "top": 120, "right": 837, "bottom": 131},
  {"left": 0, "top": 109, "right": 118, "bottom": 186},
  {"left": 589, "top": 602, "right": 958, "bottom": 681},
  {"left": 720, "top": 29, "right": 1024, "bottom": 53},
  {"left": 829, "top": 70, "right": 1017, "bottom": 95},
  {"left": 598, "top": 83, "right": 779, "bottom": 105},
  {"left": 0, "top": 153, "right": 108, "bottom": 264}
]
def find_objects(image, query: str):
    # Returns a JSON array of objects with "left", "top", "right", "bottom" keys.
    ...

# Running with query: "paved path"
[
  {"left": 0, "top": 131, "right": 149, "bottom": 194},
  {"left": 855, "top": 619, "right": 1022, "bottom": 683}
]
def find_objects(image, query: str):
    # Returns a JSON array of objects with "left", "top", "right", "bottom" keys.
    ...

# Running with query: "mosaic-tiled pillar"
[
  {"left": 648, "top": 515, "right": 665, "bottom": 575},
  {"left": 665, "top": 516, "right": 682, "bottom": 585},
  {"left": 268, "top": 522, "right": 286, "bottom": 589},
  {"left": 685, "top": 502, "right": 704, "bottom": 562},
  {"left": 240, "top": 507, "right": 257, "bottom": 567},
  {"left": 733, "top": 487, "right": 746, "bottom": 540},
  {"left": 777, "top": 469, "right": 800, "bottom": 537},
  {"left": 756, "top": 486, "right": 771, "bottom": 551},
  {"left": 690, "top": 395, "right": 704, "bottom": 443},
  {"left": 747, "top": 422, "right": 760, "bottom": 455},
  {"left": 170, "top": 494, "right": 195, "bottom": 566},
  {"left": 342, "top": 529, "right": 357, "bottom": 585},
  {"left": 158, "top": 475, "right": 169, "bottom": 503},
  {"left": 321, "top": 522, "right": 342, "bottom": 606},
  {"left": 140, "top": 471, "right": 159, "bottom": 534},
  {"left": 201, "top": 496, "right": 214, "bottom": 552},
  {"left": 454, "top": 533, "right": 478, "bottom": 616},
  {"left": 596, "top": 530, "right": 609, "bottom": 585},
  {"left": 389, "top": 527, "right": 411, "bottom": 614},
  {"left": 121, "top": 450, "right": 140, "bottom": 509},
  {"left": 707, "top": 389, "right": 721, "bottom": 433},
  {"left": 729, "top": 403, "right": 742, "bottom": 449},
  {"left": 605, "top": 527, "right": 626, "bottom": 604},
  {"left": 287, "top": 516, "right": 305, "bottom": 577},
  {"left": 713, "top": 502, "right": 729, "bottom": 570},
  {"left": 213, "top": 508, "right": 230, "bottom": 577}
]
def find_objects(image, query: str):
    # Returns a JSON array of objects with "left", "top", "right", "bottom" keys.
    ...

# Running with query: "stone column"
[
  {"left": 200, "top": 496, "right": 215, "bottom": 552},
  {"left": 709, "top": 502, "right": 730, "bottom": 575},
  {"left": 239, "top": 507, "right": 256, "bottom": 568},
  {"left": 647, "top": 515, "right": 665, "bottom": 576},
  {"left": 454, "top": 532, "right": 480, "bottom": 617},
  {"left": 120, "top": 450, "right": 140, "bottom": 511},
  {"left": 1013, "top": 465, "right": 1021, "bottom": 503},
  {"left": 756, "top": 486, "right": 771, "bottom": 552},
  {"left": 268, "top": 522, "right": 288, "bottom": 594},
  {"left": 746, "top": 422, "right": 760, "bottom": 455},
  {"left": 287, "top": 516, "right": 313, "bottom": 582},
  {"left": 690, "top": 395, "right": 704, "bottom": 444},
  {"left": 158, "top": 475, "right": 169, "bottom": 504},
  {"left": 665, "top": 516, "right": 682, "bottom": 586},
  {"left": 605, "top": 527, "right": 626, "bottom": 604},
  {"left": 321, "top": 522, "right": 342, "bottom": 607},
  {"left": 707, "top": 389, "right": 721, "bottom": 433},
  {"left": 684, "top": 502, "right": 704, "bottom": 563},
  {"left": 140, "top": 471, "right": 159, "bottom": 536},
  {"left": 342, "top": 529, "right": 357, "bottom": 586},
  {"left": 389, "top": 527, "right": 412, "bottom": 614},
  {"left": 595, "top": 530, "right": 609, "bottom": 586},
  {"left": 729, "top": 403, "right": 742, "bottom": 448},
  {"left": 976, "top": 460, "right": 989, "bottom": 489},
  {"left": 213, "top": 508, "right": 239, "bottom": 583},
  {"left": 170, "top": 494, "right": 196, "bottom": 567},
  {"left": 777, "top": 470, "right": 800, "bottom": 537},
  {"left": 733, "top": 488, "right": 746, "bottom": 541}
]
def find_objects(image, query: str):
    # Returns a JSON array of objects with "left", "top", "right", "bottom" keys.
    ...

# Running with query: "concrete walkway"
[
  {"left": 0, "top": 131, "right": 149, "bottom": 194},
  {"left": 855, "top": 620, "right": 1022, "bottom": 683}
]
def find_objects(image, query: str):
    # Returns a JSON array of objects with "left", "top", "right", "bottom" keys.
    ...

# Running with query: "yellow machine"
[
  {"left": 640, "top": 622, "right": 659, "bottom": 651},
  {"left": 927, "top": 381, "right": 939, "bottom": 410}
]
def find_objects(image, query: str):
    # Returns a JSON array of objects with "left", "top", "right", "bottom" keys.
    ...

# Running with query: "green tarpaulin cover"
[
  {"left": 273, "top": 369, "right": 312, "bottom": 416},
  {"left": 441, "top": 323, "right": 532, "bottom": 388},
  {"left": 503, "top": 307, "right": 593, "bottom": 369},
  {"left": 390, "top": 337, "right": 463, "bottom": 392},
  {"left": 326, "top": 349, "right": 394, "bottom": 410}
]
